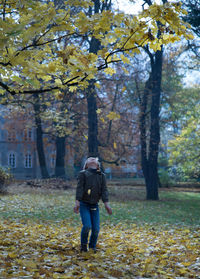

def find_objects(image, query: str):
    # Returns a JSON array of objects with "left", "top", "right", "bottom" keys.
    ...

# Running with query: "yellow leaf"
[
  {"left": 107, "top": 111, "right": 120, "bottom": 120},
  {"left": 104, "top": 67, "right": 116, "bottom": 76},
  {"left": 53, "top": 274, "right": 60, "bottom": 279},
  {"left": 120, "top": 54, "right": 130, "bottom": 64},
  {"left": 7, "top": 252, "right": 17, "bottom": 259},
  {"left": 69, "top": 86, "right": 77, "bottom": 92},
  {"left": 109, "top": 269, "right": 124, "bottom": 277},
  {"left": 48, "top": 62, "right": 56, "bottom": 72},
  {"left": 179, "top": 268, "right": 188, "bottom": 275},
  {"left": 55, "top": 79, "right": 62, "bottom": 85},
  {"left": 95, "top": 82, "right": 101, "bottom": 89},
  {"left": 182, "top": 262, "right": 192, "bottom": 267},
  {"left": 42, "top": 75, "right": 52, "bottom": 82},
  {"left": 185, "top": 33, "right": 194, "bottom": 40},
  {"left": 79, "top": 56, "right": 89, "bottom": 67},
  {"left": 122, "top": 67, "right": 129, "bottom": 75}
]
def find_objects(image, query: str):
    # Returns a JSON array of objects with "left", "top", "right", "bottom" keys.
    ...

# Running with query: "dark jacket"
[{"left": 76, "top": 168, "right": 109, "bottom": 204}]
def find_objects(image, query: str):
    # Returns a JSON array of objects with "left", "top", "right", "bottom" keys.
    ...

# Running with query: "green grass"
[
  {"left": 0, "top": 186, "right": 200, "bottom": 227},
  {"left": 106, "top": 186, "right": 200, "bottom": 226}
]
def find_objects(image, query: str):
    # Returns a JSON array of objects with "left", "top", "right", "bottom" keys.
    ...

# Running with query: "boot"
[
  {"left": 90, "top": 247, "right": 97, "bottom": 253},
  {"left": 89, "top": 245, "right": 97, "bottom": 253},
  {"left": 80, "top": 244, "right": 88, "bottom": 252}
]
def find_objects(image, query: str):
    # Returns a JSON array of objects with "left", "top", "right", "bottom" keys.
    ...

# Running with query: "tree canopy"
[{"left": 0, "top": 0, "right": 193, "bottom": 97}]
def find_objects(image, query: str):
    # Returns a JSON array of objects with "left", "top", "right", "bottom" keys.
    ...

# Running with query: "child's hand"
[
  {"left": 73, "top": 200, "right": 80, "bottom": 214},
  {"left": 104, "top": 202, "right": 112, "bottom": 215}
]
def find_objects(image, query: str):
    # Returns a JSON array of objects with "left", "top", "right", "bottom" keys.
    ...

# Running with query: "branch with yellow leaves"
[{"left": 0, "top": 39, "right": 145, "bottom": 96}]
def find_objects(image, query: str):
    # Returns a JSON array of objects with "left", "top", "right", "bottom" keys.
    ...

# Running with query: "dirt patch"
[
  {"left": 4, "top": 178, "right": 74, "bottom": 195},
  {"left": 160, "top": 187, "right": 200, "bottom": 193},
  {"left": 24, "top": 178, "right": 72, "bottom": 189},
  {"left": 3, "top": 179, "right": 200, "bottom": 196}
]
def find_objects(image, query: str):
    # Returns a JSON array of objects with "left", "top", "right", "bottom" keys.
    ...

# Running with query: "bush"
[
  {"left": 158, "top": 168, "right": 174, "bottom": 187},
  {"left": 0, "top": 167, "right": 12, "bottom": 193}
]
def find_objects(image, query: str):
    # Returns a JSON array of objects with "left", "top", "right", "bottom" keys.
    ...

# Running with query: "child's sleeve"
[
  {"left": 76, "top": 171, "right": 85, "bottom": 201},
  {"left": 101, "top": 173, "right": 109, "bottom": 203}
]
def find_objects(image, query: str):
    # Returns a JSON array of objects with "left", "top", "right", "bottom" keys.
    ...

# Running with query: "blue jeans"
[{"left": 80, "top": 201, "right": 100, "bottom": 249}]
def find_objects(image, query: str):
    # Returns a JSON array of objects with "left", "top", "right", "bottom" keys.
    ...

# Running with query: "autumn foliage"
[
  {"left": 0, "top": 0, "right": 193, "bottom": 96},
  {"left": 0, "top": 186, "right": 200, "bottom": 278},
  {"left": 0, "top": 220, "right": 199, "bottom": 278}
]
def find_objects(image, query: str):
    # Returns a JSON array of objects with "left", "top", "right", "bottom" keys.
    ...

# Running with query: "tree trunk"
[
  {"left": 87, "top": 14, "right": 101, "bottom": 157},
  {"left": 147, "top": 49, "right": 163, "bottom": 200},
  {"left": 139, "top": 77, "right": 150, "bottom": 189},
  {"left": 139, "top": 48, "right": 163, "bottom": 200},
  {"left": 55, "top": 136, "right": 66, "bottom": 178},
  {"left": 86, "top": 0, "right": 112, "bottom": 157},
  {"left": 139, "top": 0, "right": 166, "bottom": 200},
  {"left": 87, "top": 79, "right": 99, "bottom": 157},
  {"left": 33, "top": 95, "right": 49, "bottom": 179}
]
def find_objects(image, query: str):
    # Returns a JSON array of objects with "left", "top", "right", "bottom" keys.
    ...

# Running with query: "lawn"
[{"left": 0, "top": 184, "right": 199, "bottom": 278}]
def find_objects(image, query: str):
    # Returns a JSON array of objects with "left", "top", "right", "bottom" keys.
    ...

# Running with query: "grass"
[
  {"left": 0, "top": 184, "right": 200, "bottom": 227},
  {"left": 106, "top": 186, "right": 200, "bottom": 226}
]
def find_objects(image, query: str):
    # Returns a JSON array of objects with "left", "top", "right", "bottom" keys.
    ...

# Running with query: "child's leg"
[
  {"left": 80, "top": 202, "right": 92, "bottom": 250},
  {"left": 89, "top": 205, "right": 100, "bottom": 249}
]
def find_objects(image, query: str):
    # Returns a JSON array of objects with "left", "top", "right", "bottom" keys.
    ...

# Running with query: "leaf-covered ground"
[
  {"left": 0, "top": 221, "right": 199, "bottom": 278},
  {"left": 0, "top": 186, "right": 200, "bottom": 278}
]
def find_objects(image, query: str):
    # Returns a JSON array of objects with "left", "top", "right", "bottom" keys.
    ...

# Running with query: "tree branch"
[
  {"left": 144, "top": 0, "right": 152, "bottom": 6},
  {"left": 106, "top": 83, "right": 118, "bottom": 145},
  {"left": 0, "top": 61, "right": 12, "bottom": 66},
  {"left": 2, "top": 0, "right": 7, "bottom": 21},
  {"left": 16, "top": 32, "right": 76, "bottom": 56},
  {"left": 1, "top": 36, "right": 147, "bottom": 95},
  {"left": 101, "top": 157, "right": 121, "bottom": 166},
  {"left": 143, "top": 45, "right": 155, "bottom": 66}
]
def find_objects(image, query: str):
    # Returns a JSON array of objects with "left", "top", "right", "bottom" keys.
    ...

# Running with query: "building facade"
[{"left": 0, "top": 109, "right": 58, "bottom": 179}]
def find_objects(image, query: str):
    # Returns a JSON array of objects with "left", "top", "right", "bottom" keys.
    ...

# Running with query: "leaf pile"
[
  {"left": 21, "top": 179, "right": 71, "bottom": 190},
  {"left": 0, "top": 221, "right": 199, "bottom": 278}
]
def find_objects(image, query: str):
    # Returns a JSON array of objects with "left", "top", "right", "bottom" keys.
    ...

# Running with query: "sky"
[
  {"left": 114, "top": 0, "right": 171, "bottom": 14},
  {"left": 114, "top": 0, "right": 142, "bottom": 14}
]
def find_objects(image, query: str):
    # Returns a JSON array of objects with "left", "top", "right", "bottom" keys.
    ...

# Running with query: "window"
[
  {"left": 8, "top": 153, "right": 16, "bottom": 168},
  {"left": 24, "top": 128, "right": 32, "bottom": 142},
  {"left": 8, "top": 129, "right": 16, "bottom": 142},
  {"left": 24, "top": 153, "right": 32, "bottom": 168}
]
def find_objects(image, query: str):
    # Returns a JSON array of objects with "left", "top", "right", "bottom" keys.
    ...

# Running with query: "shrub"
[
  {"left": 0, "top": 167, "right": 12, "bottom": 193},
  {"left": 158, "top": 168, "right": 174, "bottom": 187}
]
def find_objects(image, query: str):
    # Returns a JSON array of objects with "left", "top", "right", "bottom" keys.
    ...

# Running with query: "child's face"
[{"left": 86, "top": 157, "right": 99, "bottom": 169}]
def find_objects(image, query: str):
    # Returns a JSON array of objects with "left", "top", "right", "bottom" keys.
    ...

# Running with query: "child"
[{"left": 74, "top": 157, "right": 112, "bottom": 252}]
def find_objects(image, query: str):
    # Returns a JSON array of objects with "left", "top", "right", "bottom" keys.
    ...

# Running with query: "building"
[{"left": 0, "top": 107, "right": 58, "bottom": 179}]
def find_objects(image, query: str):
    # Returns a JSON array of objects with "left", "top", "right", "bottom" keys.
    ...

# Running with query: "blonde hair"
[{"left": 83, "top": 157, "right": 100, "bottom": 170}]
